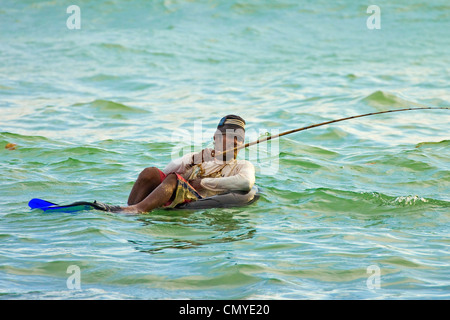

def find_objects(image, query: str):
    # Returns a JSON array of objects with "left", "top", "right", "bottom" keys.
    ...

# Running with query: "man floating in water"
[
  {"left": 28, "top": 107, "right": 448, "bottom": 214},
  {"left": 119, "top": 115, "right": 255, "bottom": 213}
]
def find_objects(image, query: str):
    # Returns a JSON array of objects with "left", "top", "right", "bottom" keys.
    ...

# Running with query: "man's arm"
[
  {"left": 163, "top": 148, "right": 213, "bottom": 175},
  {"left": 200, "top": 161, "right": 255, "bottom": 193}
]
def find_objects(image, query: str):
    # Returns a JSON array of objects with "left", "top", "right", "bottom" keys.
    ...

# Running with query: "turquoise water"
[{"left": 1, "top": 0, "right": 449, "bottom": 299}]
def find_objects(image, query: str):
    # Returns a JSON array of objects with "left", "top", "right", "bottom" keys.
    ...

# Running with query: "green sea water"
[{"left": 1, "top": 0, "right": 449, "bottom": 299}]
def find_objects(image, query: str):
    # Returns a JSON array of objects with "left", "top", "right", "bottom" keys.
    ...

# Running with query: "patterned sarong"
[{"left": 156, "top": 169, "right": 202, "bottom": 208}]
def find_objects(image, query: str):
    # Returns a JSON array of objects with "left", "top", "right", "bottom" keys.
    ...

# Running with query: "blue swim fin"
[
  {"left": 28, "top": 198, "right": 122, "bottom": 213},
  {"left": 28, "top": 198, "right": 58, "bottom": 210}
]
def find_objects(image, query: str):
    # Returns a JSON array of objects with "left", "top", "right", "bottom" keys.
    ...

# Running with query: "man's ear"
[{"left": 234, "top": 137, "right": 243, "bottom": 145}]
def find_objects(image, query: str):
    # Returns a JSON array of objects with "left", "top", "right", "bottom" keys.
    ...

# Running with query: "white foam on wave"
[{"left": 393, "top": 195, "right": 428, "bottom": 206}]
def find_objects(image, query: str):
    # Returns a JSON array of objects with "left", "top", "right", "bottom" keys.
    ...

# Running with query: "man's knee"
[{"left": 139, "top": 167, "right": 160, "bottom": 181}]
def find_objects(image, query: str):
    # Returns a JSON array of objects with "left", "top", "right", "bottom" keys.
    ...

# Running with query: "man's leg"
[
  {"left": 123, "top": 173, "right": 178, "bottom": 213},
  {"left": 127, "top": 167, "right": 164, "bottom": 205}
]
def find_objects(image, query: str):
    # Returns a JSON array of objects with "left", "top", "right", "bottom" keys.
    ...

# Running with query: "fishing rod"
[{"left": 215, "top": 107, "right": 449, "bottom": 158}]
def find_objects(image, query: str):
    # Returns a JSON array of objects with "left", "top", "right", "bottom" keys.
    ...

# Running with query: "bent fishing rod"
[{"left": 215, "top": 107, "right": 449, "bottom": 158}]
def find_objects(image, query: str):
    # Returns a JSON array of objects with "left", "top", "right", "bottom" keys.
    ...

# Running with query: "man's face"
[{"left": 213, "top": 129, "right": 244, "bottom": 161}]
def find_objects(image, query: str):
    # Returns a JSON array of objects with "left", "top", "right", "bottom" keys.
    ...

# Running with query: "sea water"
[{"left": 0, "top": 0, "right": 449, "bottom": 299}]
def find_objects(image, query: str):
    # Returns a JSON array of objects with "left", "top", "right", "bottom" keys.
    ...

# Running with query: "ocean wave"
[
  {"left": 269, "top": 186, "right": 449, "bottom": 209},
  {"left": 361, "top": 191, "right": 448, "bottom": 207},
  {"left": 0, "top": 132, "right": 54, "bottom": 145},
  {"left": 73, "top": 99, "right": 149, "bottom": 114},
  {"left": 361, "top": 90, "right": 425, "bottom": 110},
  {"left": 415, "top": 139, "right": 449, "bottom": 149}
]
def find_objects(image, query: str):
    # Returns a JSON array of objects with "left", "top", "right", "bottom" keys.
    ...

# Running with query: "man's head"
[{"left": 214, "top": 115, "right": 246, "bottom": 161}]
